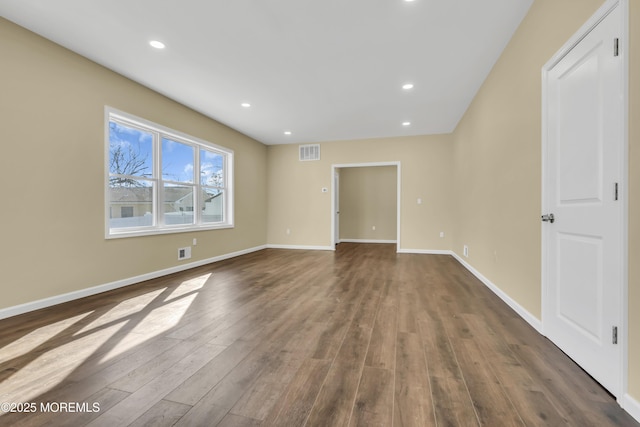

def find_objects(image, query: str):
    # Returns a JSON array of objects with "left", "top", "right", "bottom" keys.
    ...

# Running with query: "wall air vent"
[
  {"left": 299, "top": 144, "right": 320, "bottom": 161},
  {"left": 178, "top": 247, "right": 192, "bottom": 260}
]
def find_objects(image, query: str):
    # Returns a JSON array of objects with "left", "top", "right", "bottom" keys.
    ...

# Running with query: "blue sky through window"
[
  {"left": 162, "top": 138, "right": 194, "bottom": 183},
  {"left": 201, "top": 149, "right": 224, "bottom": 187},
  {"left": 109, "top": 121, "right": 224, "bottom": 186},
  {"left": 109, "top": 121, "right": 153, "bottom": 177}
]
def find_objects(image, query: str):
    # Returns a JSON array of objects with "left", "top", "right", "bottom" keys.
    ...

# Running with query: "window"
[{"left": 106, "top": 107, "right": 233, "bottom": 238}]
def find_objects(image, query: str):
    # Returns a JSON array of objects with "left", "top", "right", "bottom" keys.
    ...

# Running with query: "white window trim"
[{"left": 105, "top": 106, "right": 234, "bottom": 239}]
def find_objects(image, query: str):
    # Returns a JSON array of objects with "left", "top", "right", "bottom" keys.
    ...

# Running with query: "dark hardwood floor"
[{"left": 0, "top": 243, "right": 636, "bottom": 426}]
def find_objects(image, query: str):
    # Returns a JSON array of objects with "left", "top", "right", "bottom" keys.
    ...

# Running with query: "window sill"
[{"left": 106, "top": 223, "right": 234, "bottom": 239}]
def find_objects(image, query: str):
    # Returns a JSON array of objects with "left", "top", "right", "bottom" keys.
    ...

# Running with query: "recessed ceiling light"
[
  {"left": 149, "top": 40, "right": 165, "bottom": 49},
  {"left": 402, "top": 83, "right": 414, "bottom": 90},
  {"left": 402, "top": 121, "right": 411, "bottom": 126},
  {"left": 404, "top": 0, "right": 416, "bottom": 2},
  {"left": 284, "top": 131, "right": 292, "bottom": 135},
  {"left": 241, "top": 103, "right": 251, "bottom": 108}
]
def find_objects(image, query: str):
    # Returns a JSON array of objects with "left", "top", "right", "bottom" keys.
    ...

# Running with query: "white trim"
[
  {"left": 396, "top": 163, "right": 402, "bottom": 250},
  {"left": 334, "top": 170, "right": 340, "bottom": 245},
  {"left": 331, "top": 161, "right": 402, "bottom": 168},
  {"left": 620, "top": 0, "right": 630, "bottom": 405},
  {"left": 340, "top": 239, "right": 397, "bottom": 244},
  {"left": 0, "top": 245, "right": 266, "bottom": 321},
  {"left": 451, "top": 252, "right": 543, "bottom": 334},
  {"left": 266, "top": 244, "right": 334, "bottom": 251},
  {"left": 397, "top": 248, "right": 452, "bottom": 255},
  {"left": 541, "top": 0, "right": 628, "bottom": 401},
  {"left": 622, "top": 394, "right": 640, "bottom": 423},
  {"left": 107, "top": 223, "right": 235, "bottom": 239},
  {"left": 542, "top": 0, "right": 621, "bottom": 70},
  {"left": 331, "top": 161, "right": 402, "bottom": 251}
]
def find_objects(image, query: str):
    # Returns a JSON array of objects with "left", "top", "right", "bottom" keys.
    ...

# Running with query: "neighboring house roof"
[
  {"left": 109, "top": 187, "right": 153, "bottom": 203},
  {"left": 110, "top": 186, "right": 221, "bottom": 203}
]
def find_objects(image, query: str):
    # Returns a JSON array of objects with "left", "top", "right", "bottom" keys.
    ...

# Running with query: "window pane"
[
  {"left": 164, "top": 185, "right": 195, "bottom": 225},
  {"left": 202, "top": 188, "right": 224, "bottom": 223},
  {"left": 109, "top": 121, "right": 153, "bottom": 178},
  {"left": 109, "top": 180, "right": 153, "bottom": 229},
  {"left": 162, "top": 138, "right": 194, "bottom": 183},
  {"left": 200, "top": 149, "right": 224, "bottom": 187}
]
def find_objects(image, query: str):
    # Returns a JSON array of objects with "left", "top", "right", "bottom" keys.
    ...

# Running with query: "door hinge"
[
  {"left": 615, "top": 182, "right": 619, "bottom": 201},
  {"left": 614, "top": 38, "right": 619, "bottom": 56},
  {"left": 612, "top": 326, "right": 618, "bottom": 344}
]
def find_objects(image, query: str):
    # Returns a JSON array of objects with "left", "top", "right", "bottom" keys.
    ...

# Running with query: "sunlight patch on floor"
[
  {"left": 2, "top": 321, "right": 125, "bottom": 403},
  {"left": 1, "top": 275, "right": 209, "bottom": 402},
  {"left": 124, "top": 292, "right": 198, "bottom": 341},
  {"left": 97, "top": 293, "right": 198, "bottom": 364},
  {"left": 0, "top": 312, "right": 93, "bottom": 365},
  {"left": 72, "top": 289, "right": 166, "bottom": 335},
  {"left": 97, "top": 277, "right": 206, "bottom": 363},
  {"left": 165, "top": 273, "right": 210, "bottom": 299}
]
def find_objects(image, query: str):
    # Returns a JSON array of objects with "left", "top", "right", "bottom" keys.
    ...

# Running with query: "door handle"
[{"left": 541, "top": 213, "right": 555, "bottom": 223}]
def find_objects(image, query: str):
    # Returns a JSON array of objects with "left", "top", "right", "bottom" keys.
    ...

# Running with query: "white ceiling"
[{"left": 1, "top": 0, "right": 533, "bottom": 145}]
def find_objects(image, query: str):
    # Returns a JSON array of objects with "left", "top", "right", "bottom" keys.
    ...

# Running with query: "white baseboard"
[
  {"left": 0, "top": 245, "right": 267, "bottom": 321},
  {"left": 451, "top": 252, "right": 543, "bottom": 334},
  {"left": 266, "top": 244, "right": 334, "bottom": 251},
  {"left": 339, "top": 239, "right": 397, "bottom": 244},
  {"left": 397, "top": 248, "right": 453, "bottom": 255},
  {"left": 622, "top": 394, "right": 640, "bottom": 423}
]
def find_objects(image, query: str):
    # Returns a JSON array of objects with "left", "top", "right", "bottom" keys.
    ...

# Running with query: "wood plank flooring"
[{"left": 0, "top": 243, "right": 636, "bottom": 426}]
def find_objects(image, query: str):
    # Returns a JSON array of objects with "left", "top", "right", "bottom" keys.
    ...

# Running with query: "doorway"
[{"left": 331, "top": 162, "right": 401, "bottom": 250}]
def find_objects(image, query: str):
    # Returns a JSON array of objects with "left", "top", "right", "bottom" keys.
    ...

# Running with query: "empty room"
[{"left": 1, "top": 0, "right": 639, "bottom": 425}]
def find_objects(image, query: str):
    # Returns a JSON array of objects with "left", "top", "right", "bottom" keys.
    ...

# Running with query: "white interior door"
[{"left": 542, "top": 4, "right": 623, "bottom": 396}]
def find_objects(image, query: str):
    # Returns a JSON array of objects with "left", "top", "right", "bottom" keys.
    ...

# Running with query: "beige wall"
[
  {"left": 267, "top": 135, "right": 453, "bottom": 250},
  {"left": 451, "top": 0, "right": 639, "bottom": 403},
  {"left": 338, "top": 166, "right": 397, "bottom": 241},
  {"left": 0, "top": 18, "right": 267, "bottom": 310},
  {"left": 452, "top": 0, "right": 605, "bottom": 320}
]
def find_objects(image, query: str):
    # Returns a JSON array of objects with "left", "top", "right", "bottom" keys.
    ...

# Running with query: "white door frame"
[
  {"left": 541, "top": 0, "right": 628, "bottom": 401},
  {"left": 334, "top": 170, "right": 340, "bottom": 245},
  {"left": 331, "top": 161, "right": 401, "bottom": 251}
]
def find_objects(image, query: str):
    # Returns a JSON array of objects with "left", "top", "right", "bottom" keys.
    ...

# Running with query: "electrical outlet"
[
  {"left": 440, "top": 231, "right": 445, "bottom": 238},
  {"left": 463, "top": 245, "right": 469, "bottom": 258},
  {"left": 372, "top": 225, "right": 376, "bottom": 231},
  {"left": 286, "top": 228, "right": 291, "bottom": 235}
]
